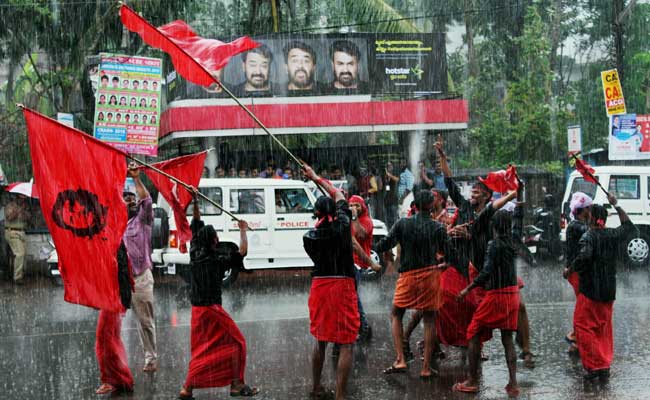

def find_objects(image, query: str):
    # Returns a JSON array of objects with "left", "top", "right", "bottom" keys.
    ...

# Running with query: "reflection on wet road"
[{"left": 1, "top": 262, "right": 650, "bottom": 399}]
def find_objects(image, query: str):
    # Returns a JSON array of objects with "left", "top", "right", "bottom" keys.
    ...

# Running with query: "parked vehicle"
[
  {"left": 153, "top": 178, "right": 389, "bottom": 286},
  {"left": 560, "top": 166, "right": 650, "bottom": 268},
  {"left": 523, "top": 194, "right": 563, "bottom": 262}
]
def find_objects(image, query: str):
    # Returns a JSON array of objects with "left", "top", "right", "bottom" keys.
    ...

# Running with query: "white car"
[
  {"left": 153, "top": 178, "right": 389, "bottom": 286},
  {"left": 560, "top": 166, "right": 650, "bottom": 267}
]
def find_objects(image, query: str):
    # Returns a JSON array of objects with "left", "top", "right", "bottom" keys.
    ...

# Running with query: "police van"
[
  {"left": 152, "top": 178, "right": 389, "bottom": 286},
  {"left": 560, "top": 166, "right": 650, "bottom": 268}
]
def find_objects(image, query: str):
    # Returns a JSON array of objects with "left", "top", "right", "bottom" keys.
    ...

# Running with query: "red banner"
[
  {"left": 120, "top": 5, "right": 258, "bottom": 87},
  {"left": 142, "top": 152, "right": 207, "bottom": 253},
  {"left": 23, "top": 107, "right": 127, "bottom": 312},
  {"left": 574, "top": 157, "right": 598, "bottom": 184},
  {"left": 478, "top": 165, "right": 519, "bottom": 194}
]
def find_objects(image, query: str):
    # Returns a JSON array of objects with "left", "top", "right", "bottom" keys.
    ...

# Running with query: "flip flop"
[
  {"left": 309, "top": 388, "right": 335, "bottom": 399},
  {"left": 505, "top": 384, "right": 520, "bottom": 397},
  {"left": 178, "top": 387, "right": 194, "bottom": 400},
  {"left": 419, "top": 367, "right": 439, "bottom": 380},
  {"left": 383, "top": 365, "right": 408, "bottom": 374},
  {"left": 95, "top": 383, "right": 118, "bottom": 395},
  {"left": 452, "top": 382, "right": 479, "bottom": 393},
  {"left": 230, "top": 384, "right": 259, "bottom": 397}
]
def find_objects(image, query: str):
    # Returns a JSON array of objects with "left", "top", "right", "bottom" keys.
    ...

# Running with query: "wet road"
[{"left": 1, "top": 261, "right": 650, "bottom": 400}]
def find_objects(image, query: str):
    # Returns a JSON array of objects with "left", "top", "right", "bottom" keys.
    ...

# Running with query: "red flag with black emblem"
[
  {"left": 22, "top": 107, "right": 127, "bottom": 312},
  {"left": 478, "top": 164, "right": 519, "bottom": 193},
  {"left": 120, "top": 4, "right": 259, "bottom": 87},
  {"left": 141, "top": 152, "right": 207, "bottom": 253}
]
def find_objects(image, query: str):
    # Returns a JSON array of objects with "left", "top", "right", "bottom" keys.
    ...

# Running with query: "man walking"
[
  {"left": 122, "top": 163, "right": 157, "bottom": 372},
  {"left": 4, "top": 194, "right": 29, "bottom": 284}
]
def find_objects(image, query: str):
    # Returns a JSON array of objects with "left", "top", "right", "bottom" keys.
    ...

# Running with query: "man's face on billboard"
[
  {"left": 332, "top": 51, "right": 358, "bottom": 88},
  {"left": 286, "top": 48, "right": 314, "bottom": 89},
  {"left": 244, "top": 52, "right": 271, "bottom": 90}
]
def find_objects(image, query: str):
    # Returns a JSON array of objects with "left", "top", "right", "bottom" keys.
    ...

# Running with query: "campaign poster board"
[
  {"left": 609, "top": 114, "right": 650, "bottom": 160},
  {"left": 567, "top": 125, "right": 582, "bottom": 156},
  {"left": 171, "top": 33, "right": 447, "bottom": 101},
  {"left": 57, "top": 112, "right": 74, "bottom": 128},
  {"left": 601, "top": 69, "right": 626, "bottom": 116},
  {"left": 93, "top": 54, "right": 163, "bottom": 156}
]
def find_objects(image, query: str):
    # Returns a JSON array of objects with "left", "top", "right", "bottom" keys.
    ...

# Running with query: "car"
[
  {"left": 560, "top": 166, "right": 650, "bottom": 268},
  {"left": 153, "top": 178, "right": 390, "bottom": 286}
]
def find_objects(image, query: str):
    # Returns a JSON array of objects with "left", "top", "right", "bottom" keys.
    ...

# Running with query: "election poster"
[
  {"left": 567, "top": 125, "right": 582, "bottom": 156},
  {"left": 609, "top": 114, "right": 650, "bottom": 160},
  {"left": 601, "top": 69, "right": 626, "bottom": 116},
  {"left": 93, "top": 54, "right": 163, "bottom": 156}
]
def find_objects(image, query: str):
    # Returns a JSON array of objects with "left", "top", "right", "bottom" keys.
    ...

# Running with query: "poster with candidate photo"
[
  {"left": 94, "top": 54, "right": 162, "bottom": 156},
  {"left": 170, "top": 33, "right": 446, "bottom": 101},
  {"left": 609, "top": 114, "right": 650, "bottom": 160}
]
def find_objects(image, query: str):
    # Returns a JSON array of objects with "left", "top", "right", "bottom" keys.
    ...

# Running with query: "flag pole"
[
  {"left": 569, "top": 152, "right": 610, "bottom": 196},
  {"left": 126, "top": 155, "right": 248, "bottom": 225}
]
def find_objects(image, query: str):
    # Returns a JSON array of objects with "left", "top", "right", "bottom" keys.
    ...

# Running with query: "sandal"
[
  {"left": 419, "top": 367, "right": 438, "bottom": 380},
  {"left": 230, "top": 384, "right": 260, "bottom": 397},
  {"left": 452, "top": 382, "right": 479, "bottom": 393},
  {"left": 505, "top": 384, "right": 520, "bottom": 397},
  {"left": 383, "top": 364, "right": 408, "bottom": 374},
  {"left": 178, "top": 387, "right": 194, "bottom": 400},
  {"left": 520, "top": 351, "right": 535, "bottom": 369},
  {"left": 309, "top": 388, "right": 335, "bottom": 399},
  {"left": 95, "top": 383, "right": 118, "bottom": 395}
]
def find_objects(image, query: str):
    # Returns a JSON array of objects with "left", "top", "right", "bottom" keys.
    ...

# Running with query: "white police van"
[
  {"left": 560, "top": 166, "right": 650, "bottom": 267},
  {"left": 152, "top": 178, "right": 389, "bottom": 286}
]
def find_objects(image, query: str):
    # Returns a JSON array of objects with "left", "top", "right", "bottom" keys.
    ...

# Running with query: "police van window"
[
  {"left": 569, "top": 178, "right": 597, "bottom": 199},
  {"left": 608, "top": 175, "right": 639, "bottom": 199},
  {"left": 231, "top": 189, "right": 265, "bottom": 214},
  {"left": 275, "top": 189, "right": 314, "bottom": 214},
  {"left": 187, "top": 187, "right": 222, "bottom": 216}
]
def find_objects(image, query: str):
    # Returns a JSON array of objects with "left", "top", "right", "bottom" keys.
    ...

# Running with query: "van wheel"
[
  {"left": 624, "top": 232, "right": 650, "bottom": 268},
  {"left": 222, "top": 266, "right": 239, "bottom": 288}
]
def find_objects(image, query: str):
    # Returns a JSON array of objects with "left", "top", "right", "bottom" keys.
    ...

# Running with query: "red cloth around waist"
[
  {"left": 309, "top": 277, "right": 360, "bottom": 345},
  {"left": 393, "top": 265, "right": 444, "bottom": 311},
  {"left": 467, "top": 286, "right": 520, "bottom": 343},
  {"left": 185, "top": 305, "right": 246, "bottom": 389},
  {"left": 436, "top": 267, "right": 476, "bottom": 347},
  {"left": 95, "top": 310, "right": 134, "bottom": 390},
  {"left": 574, "top": 294, "right": 614, "bottom": 371}
]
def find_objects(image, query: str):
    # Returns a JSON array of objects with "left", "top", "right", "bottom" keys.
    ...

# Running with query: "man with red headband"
[
  {"left": 374, "top": 190, "right": 455, "bottom": 379},
  {"left": 302, "top": 164, "right": 359, "bottom": 400},
  {"left": 571, "top": 194, "right": 637, "bottom": 380},
  {"left": 348, "top": 195, "right": 381, "bottom": 342}
]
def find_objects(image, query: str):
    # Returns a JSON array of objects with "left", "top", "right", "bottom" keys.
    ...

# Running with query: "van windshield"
[{"left": 569, "top": 178, "right": 597, "bottom": 199}]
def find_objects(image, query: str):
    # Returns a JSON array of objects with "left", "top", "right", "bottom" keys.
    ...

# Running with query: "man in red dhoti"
[
  {"left": 179, "top": 194, "right": 258, "bottom": 399},
  {"left": 563, "top": 191, "right": 592, "bottom": 354},
  {"left": 571, "top": 195, "right": 637, "bottom": 380},
  {"left": 455, "top": 210, "right": 521, "bottom": 397},
  {"left": 302, "top": 164, "right": 360, "bottom": 400},
  {"left": 374, "top": 190, "right": 454, "bottom": 379},
  {"left": 95, "top": 242, "right": 134, "bottom": 395}
]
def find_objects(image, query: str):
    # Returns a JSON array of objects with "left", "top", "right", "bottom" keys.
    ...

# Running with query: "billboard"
[
  {"left": 567, "top": 125, "right": 581, "bottom": 155},
  {"left": 169, "top": 33, "right": 447, "bottom": 101},
  {"left": 601, "top": 69, "right": 626, "bottom": 116},
  {"left": 93, "top": 54, "right": 163, "bottom": 156},
  {"left": 609, "top": 114, "right": 650, "bottom": 160}
]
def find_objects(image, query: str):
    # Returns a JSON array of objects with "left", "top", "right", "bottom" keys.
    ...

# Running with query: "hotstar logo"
[{"left": 410, "top": 64, "right": 424, "bottom": 80}]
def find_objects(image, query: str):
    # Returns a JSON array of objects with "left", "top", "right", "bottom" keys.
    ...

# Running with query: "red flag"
[
  {"left": 574, "top": 157, "right": 598, "bottom": 184},
  {"left": 22, "top": 107, "right": 127, "bottom": 312},
  {"left": 478, "top": 164, "right": 519, "bottom": 193},
  {"left": 141, "top": 152, "right": 207, "bottom": 253},
  {"left": 120, "top": 5, "right": 259, "bottom": 87}
]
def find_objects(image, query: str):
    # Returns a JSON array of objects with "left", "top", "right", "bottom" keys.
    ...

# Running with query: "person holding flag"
[
  {"left": 122, "top": 163, "right": 158, "bottom": 373},
  {"left": 179, "top": 191, "right": 258, "bottom": 398},
  {"left": 571, "top": 194, "right": 638, "bottom": 380}
]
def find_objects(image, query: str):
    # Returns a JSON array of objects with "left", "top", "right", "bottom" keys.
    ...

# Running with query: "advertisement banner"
[
  {"left": 171, "top": 33, "right": 446, "bottom": 101},
  {"left": 601, "top": 69, "right": 626, "bottom": 116},
  {"left": 567, "top": 125, "right": 582, "bottom": 155},
  {"left": 609, "top": 114, "right": 650, "bottom": 160},
  {"left": 57, "top": 112, "right": 74, "bottom": 128},
  {"left": 93, "top": 54, "right": 163, "bottom": 156}
]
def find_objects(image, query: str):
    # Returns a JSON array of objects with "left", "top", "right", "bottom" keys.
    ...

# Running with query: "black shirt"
[
  {"left": 374, "top": 213, "right": 454, "bottom": 273},
  {"left": 117, "top": 242, "right": 132, "bottom": 310},
  {"left": 472, "top": 237, "right": 518, "bottom": 290},
  {"left": 189, "top": 219, "right": 243, "bottom": 306},
  {"left": 572, "top": 220, "right": 638, "bottom": 302},
  {"left": 565, "top": 219, "right": 588, "bottom": 268},
  {"left": 303, "top": 200, "right": 356, "bottom": 278}
]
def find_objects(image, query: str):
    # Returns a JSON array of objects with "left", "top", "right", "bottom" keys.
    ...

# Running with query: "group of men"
[{"left": 187, "top": 39, "right": 368, "bottom": 99}]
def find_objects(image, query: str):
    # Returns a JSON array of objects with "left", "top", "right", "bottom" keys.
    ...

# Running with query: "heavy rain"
[{"left": 1, "top": 1, "right": 650, "bottom": 399}]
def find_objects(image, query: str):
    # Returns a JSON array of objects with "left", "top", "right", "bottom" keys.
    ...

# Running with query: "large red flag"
[
  {"left": 574, "top": 157, "right": 598, "bottom": 184},
  {"left": 478, "top": 164, "right": 519, "bottom": 193},
  {"left": 120, "top": 5, "right": 259, "bottom": 87},
  {"left": 141, "top": 152, "right": 207, "bottom": 253},
  {"left": 22, "top": 107, "right": 127, "bottom": 312}
]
